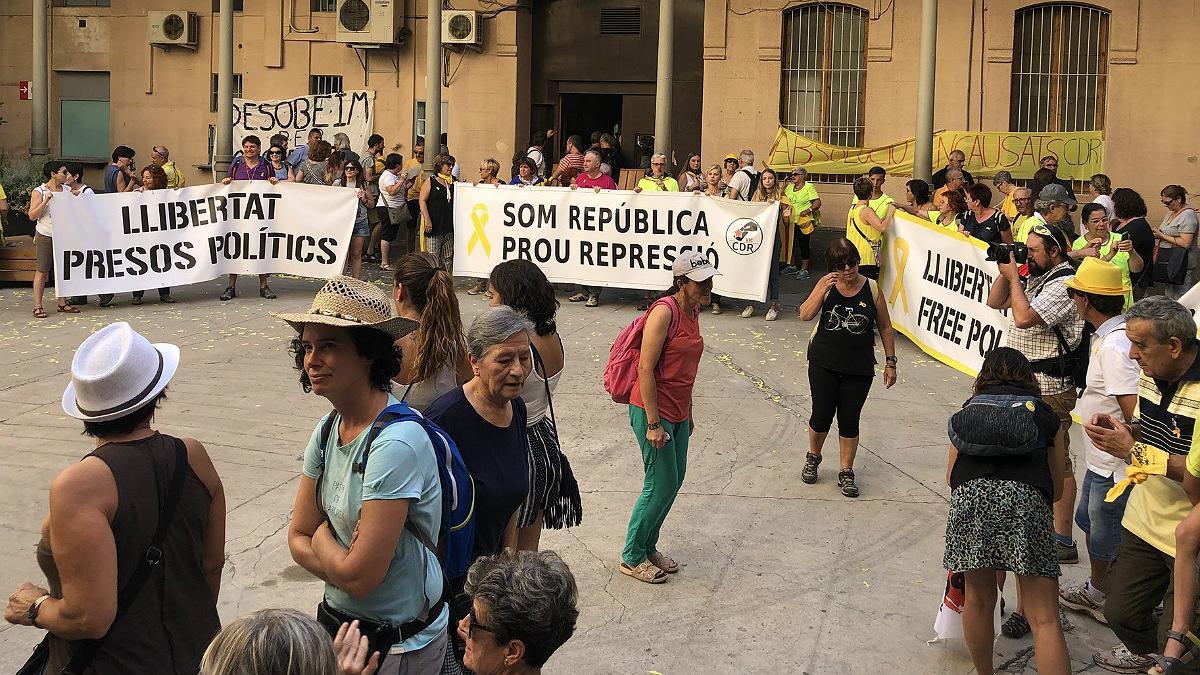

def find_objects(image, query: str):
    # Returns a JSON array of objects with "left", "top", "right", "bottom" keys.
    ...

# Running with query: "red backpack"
[{"left": 603, "top": 296, "right": 682, "bottom": 404}]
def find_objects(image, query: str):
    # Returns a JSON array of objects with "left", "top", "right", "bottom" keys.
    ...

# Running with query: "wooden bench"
[{"left": 0, "top": 236, "right": 37, "bottom": 282}]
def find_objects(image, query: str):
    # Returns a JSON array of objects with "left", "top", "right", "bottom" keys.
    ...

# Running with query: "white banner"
[
  {"left": 232, "top": 90, "right": 375, "bottom": 154},
  {"left": 880, "top": 211, "right": 1010, "bottom": 375},
  {"left": 1180, "top": 282, "right": 1200, "bottom": 314},
  {"left": 451, "top": 184, "right": 780, "bottom": 301},
  {"left": 49, "top": 182, "right": 357, "bottom": 296}
]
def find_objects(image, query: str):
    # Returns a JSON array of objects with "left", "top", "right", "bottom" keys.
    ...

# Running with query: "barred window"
[
  {"left": 1011, "top": 3, "right": 1109, "bottom": 132},
  {"left": 310, "top": 75, "right": 344, "bottom": 96},
  {"left": 210, "top": 73, "right": 243, "bottom": 113},
  {"left": 780, "top": 3, "right": 867, "bottom": 148},
  {"left": 311, "top": 0, "right": 338, "bottom": 11}
]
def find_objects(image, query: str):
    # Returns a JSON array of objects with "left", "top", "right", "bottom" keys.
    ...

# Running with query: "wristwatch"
[
  {"left": 647, "top": 422, "right": 662, "bottom": 430},
  {"left": 26, "top": 594, "right": 50, "bottom": 628}
]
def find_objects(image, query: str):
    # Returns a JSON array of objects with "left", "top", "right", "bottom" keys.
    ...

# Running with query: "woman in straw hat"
[
  {"left": 4, "top": 322, "right": 225, "bottom": 673},
  {"left": 279, "top": 275, "right": 458, "bottom": 675}
]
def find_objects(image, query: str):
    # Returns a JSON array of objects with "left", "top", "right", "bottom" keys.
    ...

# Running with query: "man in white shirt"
[
  {"left": 1059, "top": 258, "right": 1139, "bottom": 624},
  {"left": 725, "top": 149, "right": 758, "bottom": 201}
]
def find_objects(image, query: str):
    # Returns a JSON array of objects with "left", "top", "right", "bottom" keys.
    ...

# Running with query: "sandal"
[
  {"left": 259, "top": 286, "right": 277, "bottom": 300},
  {"left": 619, "top": 561, "right": 667, "bottom": 584},
  {"left": 220, "top": 286, "right": 236, "bottom": 301},
  {"left": 33, "top": 306, "right": 46, "bottom": 319},
  {"left": 647, "top": 551, "right": 679, "bottom": 574},
  {"left": 380, "top": 263, "right": 393, "bottom": 272},
  {"left": 56, "top": 303, "right": 80, "bottom": 314},
  {"left": 1154, "top": 630, "right": 1200, "bottom": 674},
  {"left": 568, "top": 293, "right": 588, "bottom": 303}
]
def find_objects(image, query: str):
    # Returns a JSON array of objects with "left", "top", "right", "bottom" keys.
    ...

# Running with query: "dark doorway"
[{"left": 559, "top": 94, "right": 622, "bottom": 152}]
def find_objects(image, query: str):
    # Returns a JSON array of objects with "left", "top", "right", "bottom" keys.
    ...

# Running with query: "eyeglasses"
[
  {"left": 346, "top": 167, "right": 358, "bottom": 172},
  {"left": 831, "top": 261, "right": 859, "bottom": 271},
  {"left": 467, "top": 611, "right": 496, "bottom": 640},
  {"left": 1013, "top": 197, "right": 1032, "bottom": 203},
  {"left": 269, "top": 151, "right": 283, "bottom": 155}
]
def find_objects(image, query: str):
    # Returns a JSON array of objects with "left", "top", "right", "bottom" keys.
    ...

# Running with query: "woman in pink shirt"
[{"left": 620, "top": 251, "right": 717, "bottom": 584}]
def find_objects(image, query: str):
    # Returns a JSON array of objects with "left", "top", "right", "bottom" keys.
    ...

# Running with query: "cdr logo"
[{"left": 725, "top": 218, "right": 763, "bottom": 256}]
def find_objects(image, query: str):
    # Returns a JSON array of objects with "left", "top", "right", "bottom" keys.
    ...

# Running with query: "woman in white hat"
[
  {"left": 620, "top": 251, "right": 717, "bottom": 584},
  {"left": 4, "top": 322, "right": 225, "bottom": 673},
  {"left": 279, "top": 275, "right": 457, "bottom": 674}
]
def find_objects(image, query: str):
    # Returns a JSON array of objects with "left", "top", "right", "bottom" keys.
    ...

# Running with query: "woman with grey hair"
[
  {"left": 202, "top": 608, "right": 380, "bottom": 675},
  {"left": 1089, "top": 173, "right": 1114, "bottom": 220},
  {"left": 425, "top": 307, "right": 534, "bottom": 664},
  {"left": 456, "top": 550, "right": 579, "bottom": 675}
]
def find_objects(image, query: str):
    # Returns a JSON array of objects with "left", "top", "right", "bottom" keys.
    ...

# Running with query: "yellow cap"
[
  {"left": 724, "top": 153, "right": 738, "bottom": 161},
  {"left": 1065, "top": 257, "right": 1130, "bottom": 296}
]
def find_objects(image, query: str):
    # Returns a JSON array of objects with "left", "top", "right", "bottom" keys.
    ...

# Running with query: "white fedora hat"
[{"left": 62, "top": 322, "right": 180, "bottom": 422}]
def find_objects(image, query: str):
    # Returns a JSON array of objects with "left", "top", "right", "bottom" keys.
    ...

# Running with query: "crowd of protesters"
[{"left": 12, "top": 123, "right": 1200, "bottom": 675}]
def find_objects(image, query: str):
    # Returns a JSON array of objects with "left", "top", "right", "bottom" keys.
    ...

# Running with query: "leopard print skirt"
[{"left": 944, "top": 478, "right": 1060, "bottom": 578}]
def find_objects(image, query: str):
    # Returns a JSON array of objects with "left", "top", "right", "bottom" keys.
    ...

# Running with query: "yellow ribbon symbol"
[
  {"left": 468, "top": 203, "right": 491, "bottom": 256},
  {"left": 887, "top": 236, "right": 910, "bottom": 314}
]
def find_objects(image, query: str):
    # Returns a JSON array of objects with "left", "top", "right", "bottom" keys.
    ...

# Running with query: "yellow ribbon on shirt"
[
  {"left": 1105, "top": 444, "right": 1170, "bottom": 502},
  {"left": 888, "top": 236, "right": 910, "bottom": 314},
  {"left": 468, "top": 203, "right": 492, "bottom": 256}
]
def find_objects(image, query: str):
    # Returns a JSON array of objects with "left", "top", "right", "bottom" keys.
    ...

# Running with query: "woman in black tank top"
[
  {"left": 6, "top": 323, "right": 224, "bottom": 674},
  {"left": 798, "top": 238, "right": 898, "bottom": 498}
]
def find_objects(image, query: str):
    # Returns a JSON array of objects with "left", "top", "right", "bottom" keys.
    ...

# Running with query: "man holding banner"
[{"left": 987, "top": 225, "right": 1085, "bottom": 573}]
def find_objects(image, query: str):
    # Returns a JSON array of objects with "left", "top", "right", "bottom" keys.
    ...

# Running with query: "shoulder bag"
[
  {"left": 1153, "top": 208, "right": 1194, "bottom": 285},
  {"left": 17, "top": 440, "right": 189, "bottom": 675}
]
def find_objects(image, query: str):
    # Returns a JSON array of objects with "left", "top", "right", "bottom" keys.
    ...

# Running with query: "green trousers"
[{"left": 623, "top": 405, "right": 691, "bottom": 567}]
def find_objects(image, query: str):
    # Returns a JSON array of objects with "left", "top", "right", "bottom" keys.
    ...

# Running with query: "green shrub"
[{"left": 0, "top": 153, "right": 44, "bottom": 215}]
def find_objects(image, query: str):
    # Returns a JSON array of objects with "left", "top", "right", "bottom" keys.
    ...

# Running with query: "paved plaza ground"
[{"left": 0, "top": 265, "right": 1120, "bottom": 673}]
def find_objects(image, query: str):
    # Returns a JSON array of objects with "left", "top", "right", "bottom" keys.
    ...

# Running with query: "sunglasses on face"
[
  {"left": 467, "top": 611, "right": 496, "bottom": 640},
  {"left": 831, "top": 261, "right": 860, "bottom": 271}
]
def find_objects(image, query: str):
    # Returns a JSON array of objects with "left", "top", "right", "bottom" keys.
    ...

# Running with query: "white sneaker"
[
  {"left": 740, "top": 306, "right": 754, "bottom": 318},
  {"left": 765, "top": 308, "right": 778, "bottom": 321}
]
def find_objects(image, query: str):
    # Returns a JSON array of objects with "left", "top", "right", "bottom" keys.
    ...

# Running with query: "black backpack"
[
  {"left": 737, "top": 167, "right": 760, "bottom": 199},
  {"left": 1028, "top": 267, "right": 1093, "bottom": 390}
]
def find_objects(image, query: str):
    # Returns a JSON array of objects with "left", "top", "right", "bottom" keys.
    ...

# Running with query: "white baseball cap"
[{"left": 671, "top": 251, "right": 721, "bottom": 282}]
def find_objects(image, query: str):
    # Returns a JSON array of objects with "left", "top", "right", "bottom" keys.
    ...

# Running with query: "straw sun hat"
[{"left": 272, "top": 275, "right": 418, "bottom": 340}]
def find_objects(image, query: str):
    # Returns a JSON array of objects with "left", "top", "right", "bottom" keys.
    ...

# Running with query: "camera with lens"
[{"left": 986, "top": 242, "right": 1028, "bottom": 264}]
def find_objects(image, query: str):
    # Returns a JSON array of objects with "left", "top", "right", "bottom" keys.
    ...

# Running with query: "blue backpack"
[{"left": 317, "top": 402, "right": 477, "bottom": 587}]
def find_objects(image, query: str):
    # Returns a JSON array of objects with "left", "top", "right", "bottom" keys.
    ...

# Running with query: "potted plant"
[{"left": 0, "top": 154, "right": 44, "bottom": 238}]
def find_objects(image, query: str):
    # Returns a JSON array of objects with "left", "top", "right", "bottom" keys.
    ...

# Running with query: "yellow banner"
[{"left": 767, "top": 127, "right": 1104, "bottom": 181}]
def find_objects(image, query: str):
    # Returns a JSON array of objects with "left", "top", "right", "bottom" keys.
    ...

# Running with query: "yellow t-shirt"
[
  {"left": 869, "top": 194, "right": 895, "bottom": 219},
  {"left": 1013, "top": 213, "right": 1047, "bottom": 243},
  {"left": 1000, "top": 192, "right": 1018, "bottom": 220},
  {"left": 846, "top": 204, "right": 881, "bottom": 266},
  {"left": 636, "top": 176, "right": 679, "bottom": 192},
  {"left": 785, "top": 182, "right": 820, "bottom": 233},
  {"left": 402, "top": 158, "right": 425, "bottom": 201}
]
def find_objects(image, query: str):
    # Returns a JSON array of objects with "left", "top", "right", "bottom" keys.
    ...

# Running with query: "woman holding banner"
[
  {"left": 934, "top": 190, "right": 968, "bottom": 230},
  {"left": 898, "top": 179, "right": 935, "bottom": 220},
  {"left": 678, "top": 154, "right": 704, "bottom": 192},
  {"left": 131, "top": 165, "right": 175, "bottom": 304},
  {"left": 509, "top": 157, "right": 544, "bottom": 187},
  {"left": 799, "top": 238, "right": 897, "bottom": 498},
  {"left": 333, "top": 159, "right": 372, "bottom": 280},
  {"left": 743, "top": 169, "right": 789, "bottom": 321},
  {"left": 960, "top": 184, "right": 1013, "bottom": 245}
]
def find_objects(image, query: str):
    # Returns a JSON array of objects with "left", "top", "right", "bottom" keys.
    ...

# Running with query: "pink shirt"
[
  {"left": 575, "top": 172, "right": 617, "bottom": 190},
  {"left": 630, "top": 299, "right": 703, "bottom": 423}
]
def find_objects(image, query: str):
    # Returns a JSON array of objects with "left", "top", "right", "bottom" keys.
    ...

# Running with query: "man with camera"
[{"left": 988, "top": 225, "right": 1086, "bottom": 567}]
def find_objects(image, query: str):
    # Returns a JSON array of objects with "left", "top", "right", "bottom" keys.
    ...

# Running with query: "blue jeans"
[{"left": 1075, "top": 469, "right": 1130, "bottom": 562}]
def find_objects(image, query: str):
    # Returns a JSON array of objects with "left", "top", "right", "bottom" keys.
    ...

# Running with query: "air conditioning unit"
[
  {"left": 148, "top": 11, "right": 198, "bottom": 48},
  {"left": 336, "top": 0, "right": 403, "bottom": 45},
  {"left": 442, "top": 10, "right": 481, "bottom": 46}
]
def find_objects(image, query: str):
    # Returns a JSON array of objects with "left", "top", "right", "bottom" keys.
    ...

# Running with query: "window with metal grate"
[
  {"left": 312, "top": 0, "right": 338, "bottom": 12},
  {"left": 210, "top": 73, "right": 243, "bottom": 113},
  {"left": 1010, "top": 3, "right": 1109, "bottom": 133},
  {"left": 780, "top": 3, "right": 868, "bottom": 150},
  {"left": 310, "top": 75, "right": 344, "bottom": 96},
  {"left": 600, "top": 7, "right": 640, "bottom": 36}
]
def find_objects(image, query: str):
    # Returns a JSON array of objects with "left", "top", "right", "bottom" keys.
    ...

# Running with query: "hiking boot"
[
  {"left": 220, "top": 286, "right": 236, "bottom": 301},
  {"left": 259, "top": 285, "right": 277, "bottom": 300},
  {"left": 1059, "top": 579, "right": 1107, "bottom": 624},
  {"left": 1056, "top": 539, "right": 1079, "bottom": 563},
  {"left": 801, "top": 453, "right": 821, "bottom": 484},
  {"left": 1092, "top": 644, "right": 1155, "bottom": 673},
  {"left": 838, "top": 469, "right": 859, "bottom": 498},
  {"left": 1001, "top": 611, "right": 1030, "bottom": 639}
]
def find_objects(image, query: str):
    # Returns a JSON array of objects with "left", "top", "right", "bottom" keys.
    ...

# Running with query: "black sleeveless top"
[
  {"left": 807, "top": 278, "right": 878, "bottom": 376},
  {"left": 427, "top": 178, "right": 454, "bottom": 236},
  {"left": 37, "top": 433, "right": 219, "bottom": 674}
]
